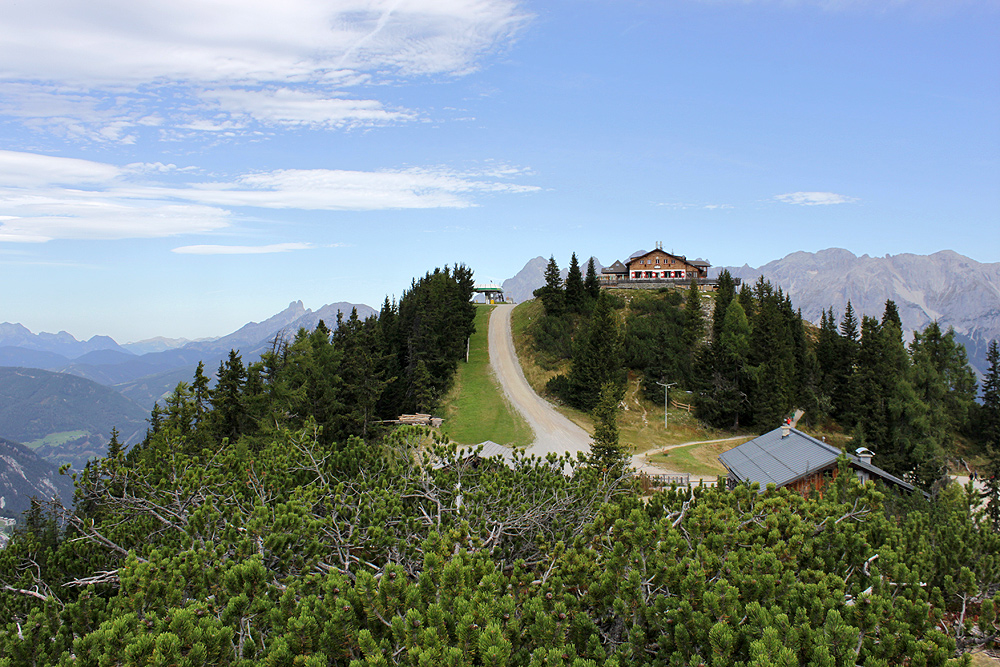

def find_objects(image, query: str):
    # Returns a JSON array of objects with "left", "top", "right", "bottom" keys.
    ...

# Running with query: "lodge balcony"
[{"left": 600, "top": 276, "right": 740, "bottom": 290}]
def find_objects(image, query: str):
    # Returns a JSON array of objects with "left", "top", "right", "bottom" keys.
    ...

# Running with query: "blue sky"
[{"left": 2, "top": 0, "right": 997, "bottom": 343}]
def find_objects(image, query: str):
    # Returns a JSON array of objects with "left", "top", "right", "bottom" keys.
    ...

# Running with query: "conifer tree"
[
  {"left": 832, "top": 302, "right": 860, "bottom": 423},
  {"left": 565, "top": 252, "right": 585, "bottom": 313},
  {"left": 683, "top": 276, "right": 704, "bottom": 347},
  {"left": 106, "top": 426, "right": 123, "bottom": 459},
  {"left": 211, "top": 349, "right": 248, "bottom": 443},
  {"left": 840, "top": 300, "right": 859, "bottom": 343},
  {"left": 191, "top": 360, "right": 211, "bottom": 427},
  {"left": 815, "top": 308, "right": 840, "bottom": 401},
  {"left": 982, "top": 340, "right": 1000, "bottom": 449},
  {"left": 881, "top": 298, "right": 902, "bottom": 331},
  {"left": 589, "top": 382, "right": 627, "bottom": 469},
  {"left": 333, "top": 308, "right": 390, "bottom": 439},
  {"left": 566, "top": 293, "right": 624, "bottom": 412},
  {"left": 584, "top": 257, "right": 601, "bottom": 300},
  {"left": 854, "top": 315, "right": 890, "bottom": 453},
  {"left": 748, "top": 278, "right": 795, "bottom": 430},
  {"left": 412, "top": 359, "right": 434, "bottom": 413},
  {"left": 910, "top": 321, "right": 978, "bottom": 442},
  {"left": 697, "top": 298, "right": 752, "bottom": 429},
  {"left": 533, "top": 256, "right": 565, "bottom": 316},
  {"left": 711, "top": 269, "right": 736, "bottom": 342},
  {"left": 852, "top": 303, "right": 934, "bottom": 481}
]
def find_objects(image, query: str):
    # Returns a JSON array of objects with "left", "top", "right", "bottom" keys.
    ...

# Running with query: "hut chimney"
[
  {"left": 781, "top": 421, "right": 790, "bottom": 438},
  {"left": 855, "top": 447, "right": 874, "bottom": 465}
]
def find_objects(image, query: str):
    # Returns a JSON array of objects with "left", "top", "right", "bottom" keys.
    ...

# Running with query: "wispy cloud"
[
  {"left": 656, "top": 201, "right": 733, "bottom": 210},
  {"left": 0, "top": 0, "right": 531, "bottom": 140},
  {"left": 172, "top": 242, "right": 313, "bottom": 255},
  {"left": 0, "top": 150, "right": 539, "bottom": 242},
  {"left": 200, "top": 88, "right": 415, "bottom": 128},
  {"left": 774, "top": 191, "right": 859, "bottom": 206}
]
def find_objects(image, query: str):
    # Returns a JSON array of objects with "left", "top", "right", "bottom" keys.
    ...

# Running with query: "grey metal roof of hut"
[
  {"left": 601, "top": 260, "right": 628, "bottom": 274},
  {"left": 433, "top": 441, "right": 517, "bottom": 470},
  {"left": 719, "top": 426, "right": 915, "bottom": 493}
]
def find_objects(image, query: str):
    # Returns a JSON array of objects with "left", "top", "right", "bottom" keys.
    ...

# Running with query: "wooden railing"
[
  {"left": 635, "top": 470, "right": 691, "bottom": 493},
  {"left": 671, "top": 398, "right": 693, "bottom": 413},
  {"left": 601, "top": 277, "right": 741, "bottom": 288}
]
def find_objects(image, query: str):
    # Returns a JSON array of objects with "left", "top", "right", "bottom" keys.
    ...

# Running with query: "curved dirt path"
[
  {"left": 630, "top": 436, "right": 747, "bottom": 486},
  {"left": 488, "top": 304, "right": 593, "bottom": 458},
  {"left": 488, "top": 303, "right": 740, "bottom": 486}
]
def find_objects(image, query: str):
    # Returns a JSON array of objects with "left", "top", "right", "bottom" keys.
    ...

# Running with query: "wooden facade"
[
  {"left": 626, "top": 249, "right": 709, "bottom": 280},
  {"left": 719, "top": 426, "right": 917, "bottom": 498}
]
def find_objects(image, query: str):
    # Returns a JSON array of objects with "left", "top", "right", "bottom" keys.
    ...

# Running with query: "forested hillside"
[
  {"left": 529, "top": 255, "right": 1000, "bottom": 492},
  {"left": 0, "top": 367, "right": 149, "bottom": 468},
  {"left": 2, "top": 263, "right": 1000, "bottom": 665}
]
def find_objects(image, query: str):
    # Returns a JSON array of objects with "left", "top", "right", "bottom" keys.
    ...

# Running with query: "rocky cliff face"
[
  {"left": 0, "top": 437, "right": 75, "bottom": 520},
  {"left": 716, "top": 249, "right": 1000, "bottom": 376}
]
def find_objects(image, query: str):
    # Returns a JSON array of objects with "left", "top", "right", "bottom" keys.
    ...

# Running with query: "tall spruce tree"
[
  {"left": 747, "top": 278, "right": 795, "bottom": 430},
  {"left": 711, "top": 269, "right": 736, "bottom": 342},
  {"left": 566, "top": 293, "right": 624, "bottom": 412},
  {"left": 534, "top": 255, "right": 565, "bottom": 316},
  {"left": 565, "top": 252, "right": 585, "bottom": 313},
  {"left": 683, "top": 276, "right": 704, "bottom": 347},
  {"left": 815, "top": 308, "right": 840, "bottom": 399},
  {"left": 333, "top": 308, "right": 390, "bottom": 440},
  {"left": 696, "top": 297, "right": 752, "bottom": 429},
  {"left": 910, "top": 321, "right": 978, "bottom": 443},
  {"left": 831, "top": 302, "right": 860, "bottom": 423},
  {"left": 982, "top": 340, "right": 1000, "bottom": 448},
  {"left": 211, "top": 349, "right": 249, "bottom": 443},
  {"left": 584, "top": 256, "right": 601, "bottom": 301},
  {"left": 590, "top": 382, "right": 627, "bottom": 469}
]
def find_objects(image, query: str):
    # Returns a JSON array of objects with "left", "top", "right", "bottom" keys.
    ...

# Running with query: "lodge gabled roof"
[
  {"left": 601, "top": 260, "right": 628, "bottom": 274},
  {"left": 718, "top": 426, "right": 915, "bottom": 493},
  {"left": 626, "top": 248, "right": 688, "bottom": 266}
]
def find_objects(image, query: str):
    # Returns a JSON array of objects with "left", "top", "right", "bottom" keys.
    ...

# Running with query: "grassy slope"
[
  {"left": 649, "top": 438, "right": 752, "bottom": 476},
  {"left": 24, "top": 430, "right": 89, "bottom": 449},
  {"left": 509, "top": 298, "right": 747, "bottom": 464},
  {"left": 439, "top": 305, "right": 533, "bottom": 448}
]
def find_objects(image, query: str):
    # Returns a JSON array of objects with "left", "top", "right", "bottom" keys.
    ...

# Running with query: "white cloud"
[
  {"left": 656, "top": 201, "right": 733, "bottom": 210},
  {"left": 0, "top": 203, "right": 232, "bottom": 243},
  {"left": 0, "top": 150, "right": 539, "bottom": 242},
  {"left": 201, "top": 87, "right": 414, "bottom": 128},
  {"left": 0, "top": 150, "right": 122, "bottom": 187},
  {"left": 0, "top": 0, "right": 530, "bottom": 138},
  {"left": 774, "top": 191, "right": 859, "bottom": 206},
  {"left": 172, "top": 242, "right": 313, "bottom": 255}
]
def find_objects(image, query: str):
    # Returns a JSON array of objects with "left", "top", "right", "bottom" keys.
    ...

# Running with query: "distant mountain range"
[
  {"left": 0, "top": 322, "right": 125, "bottom": 359},
  {"left": 0, "top": 299, "right": 375, "bottom": 469},
  {"left": 503, "top": 248, "right": 1000, "bottom": 378},
  {"left": 715, "top": 249, "right": 1000, "bottom": 378}
]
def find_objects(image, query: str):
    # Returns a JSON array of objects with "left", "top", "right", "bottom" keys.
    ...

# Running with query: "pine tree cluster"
[{"left": 3, "top": 263, "right": 1000, "bottom": 665}]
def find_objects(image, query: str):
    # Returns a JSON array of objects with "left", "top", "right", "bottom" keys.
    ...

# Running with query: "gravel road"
[{"left": 488, "top": 304, "right": 593, "bottom": 458}]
